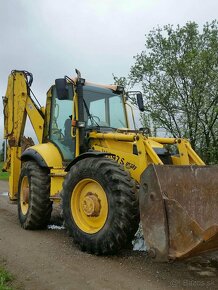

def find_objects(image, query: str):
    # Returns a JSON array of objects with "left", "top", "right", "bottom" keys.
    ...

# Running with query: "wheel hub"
[
  {"left": 82, "top": 192, "right": 101, "bottom": 217},
  {"left": 71, "top": 178, "right": 108, "bottom": 234},
  {"left": 23, "top": 186, "right": 29, "bottom": 204},
  {"left": 20, "top": 176, "right": 30, "bottom": 215}
]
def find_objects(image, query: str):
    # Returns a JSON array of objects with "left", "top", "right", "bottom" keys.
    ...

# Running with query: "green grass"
[
  {"left": 0, "top": 162, "right": 9, "bottom": 181},
  {"left": 0, "top": 266, "right": 13, "bottom": 290}
]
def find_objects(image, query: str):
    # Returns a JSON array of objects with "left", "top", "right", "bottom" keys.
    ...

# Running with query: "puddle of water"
[
  {"left": 0, "top": 192, "right": 8, "bottom": 196},
  {"left": 132, "top": 224, "right": 147, "bottom": 251},
  {"left": 48, "top": 224, "right": 65, "bottom": 230},
  {"left": 47, "top": 223, "right": 147, "bottom": 251},
  {"left": 197, "top": 270, "right": 216, "bottom": 277}
]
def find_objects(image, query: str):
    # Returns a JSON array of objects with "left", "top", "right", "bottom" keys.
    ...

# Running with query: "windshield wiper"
[{"left": 83, "top": 99, "right": 100, "bottom": 127}]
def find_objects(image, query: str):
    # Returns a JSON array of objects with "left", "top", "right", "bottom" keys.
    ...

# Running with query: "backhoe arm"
[{"left": 3, "top": 70, "right": 44, "bottom": 200}]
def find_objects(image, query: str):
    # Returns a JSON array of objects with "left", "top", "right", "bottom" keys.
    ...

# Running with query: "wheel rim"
[
  {"left": 20, "top": 176, "right": 29, "bottom": 215},
  {"left": 71, "top": 178, "right": 108, "bottom": 234}
]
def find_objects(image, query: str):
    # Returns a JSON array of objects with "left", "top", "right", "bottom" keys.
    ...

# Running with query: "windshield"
[{"left": 83, "top": 85, "right": 127, "bottom": 128}]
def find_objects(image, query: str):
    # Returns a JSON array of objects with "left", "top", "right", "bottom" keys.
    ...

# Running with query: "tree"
[
  {"left": 0, "top": 142, "right": 5, "bottom": 162},
  {"left": 128, "top": 21, "right": 218, "bottom": 163}
]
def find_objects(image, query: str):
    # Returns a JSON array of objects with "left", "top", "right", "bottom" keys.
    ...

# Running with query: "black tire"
[
  {"left": 62, "top": 157, "right": 139, "bottom": 255},
  {"left": 18, "top": 160, "right": 52, "bottom": 229}
]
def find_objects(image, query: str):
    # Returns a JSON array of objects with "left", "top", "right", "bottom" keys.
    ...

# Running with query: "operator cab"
[{"left": 48, "top": 78, "right": 127, "bottom": 162}]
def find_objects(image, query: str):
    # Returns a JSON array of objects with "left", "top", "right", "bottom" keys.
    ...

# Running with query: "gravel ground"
[{"left": 0, "top": 180, "right": 217, "bottom": 290}]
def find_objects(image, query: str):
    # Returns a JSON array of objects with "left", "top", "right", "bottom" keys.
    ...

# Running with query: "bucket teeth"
[{"left": 139, "top": 164, "right": 218, "bottom": 261}]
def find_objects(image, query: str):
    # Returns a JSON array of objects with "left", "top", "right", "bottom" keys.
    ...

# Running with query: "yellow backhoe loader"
[{"left": 2, "top": 70, "right": 218, "bottom": 261}]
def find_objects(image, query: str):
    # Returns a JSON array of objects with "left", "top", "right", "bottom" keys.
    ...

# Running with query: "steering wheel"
[{"left": 51, "top": 128, "right": 64, "bottom": 139}]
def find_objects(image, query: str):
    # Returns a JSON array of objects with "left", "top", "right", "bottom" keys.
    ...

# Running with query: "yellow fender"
[{"left": 21, "top": 142, "right": 63, "bottom": 169}]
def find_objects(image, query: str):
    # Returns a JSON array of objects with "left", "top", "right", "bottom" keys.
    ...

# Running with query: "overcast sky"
[{"left": 0, "top": 0, "right": 218, "bottom": 144}]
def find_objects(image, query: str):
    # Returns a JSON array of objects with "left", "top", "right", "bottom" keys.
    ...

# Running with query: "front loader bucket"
[{"left": 139, "top": 164, "right": 218, "bottom": 261}]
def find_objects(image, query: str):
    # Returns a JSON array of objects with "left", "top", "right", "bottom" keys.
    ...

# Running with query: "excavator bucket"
[{"left": 139, "top": 164, "right": 218, "bottom": 261}]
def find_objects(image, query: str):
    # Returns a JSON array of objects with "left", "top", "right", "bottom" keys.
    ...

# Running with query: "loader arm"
[
  {"left": 2, "top": 70, "right": 45, "bottom": 200},
  {"left": 87, "top": 131, "right": 218, "bottom": 260}
]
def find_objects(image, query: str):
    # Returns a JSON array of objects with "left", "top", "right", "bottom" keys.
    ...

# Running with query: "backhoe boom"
[{"left": 3, "top": 70, "right": 44, "bottom": 200}]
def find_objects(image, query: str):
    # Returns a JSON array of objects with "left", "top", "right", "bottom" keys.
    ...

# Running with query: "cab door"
[{"left": 49, "top": 84, "right": 75, "bottom": 161}]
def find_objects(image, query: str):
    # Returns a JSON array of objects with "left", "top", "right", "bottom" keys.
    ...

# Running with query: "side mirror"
[
  {"left": 55, "top": 78, "right": 73, "bottom": 100},
  {"left": 136, "top": 93, "right": 144, "bottom": 112},
  {"left": 126, "top": 91, "right": 145, "bottom": 112}
]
